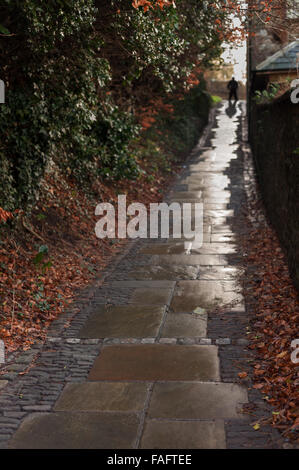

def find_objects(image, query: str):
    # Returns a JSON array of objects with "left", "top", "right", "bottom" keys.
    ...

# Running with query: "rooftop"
[{"left": 256, "top": 40, "right": 299, "bottom": 72}]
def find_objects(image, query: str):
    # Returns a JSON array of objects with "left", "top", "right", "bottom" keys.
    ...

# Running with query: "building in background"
[
  {"left": 248, "top": 0, "right": 299, "bottom": 98},
  {"left": 253, "top": 40, "right": 299, "bottom": 91}
]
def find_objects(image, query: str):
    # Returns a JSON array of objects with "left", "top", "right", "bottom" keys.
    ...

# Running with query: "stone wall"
[{"left": 249, "top": 91, "right": 299, "bottom": 289}]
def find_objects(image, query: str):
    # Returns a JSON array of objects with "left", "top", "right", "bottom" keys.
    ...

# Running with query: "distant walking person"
[{"left": 227, "top": 77, "right": 238, "bottom": 102}]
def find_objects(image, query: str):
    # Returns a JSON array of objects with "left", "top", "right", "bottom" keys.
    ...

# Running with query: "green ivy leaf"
[{"left": 0, "top": 24, "right": 10, "bottom": 35}]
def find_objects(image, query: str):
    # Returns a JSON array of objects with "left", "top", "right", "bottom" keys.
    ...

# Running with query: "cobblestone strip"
[{"left": 0, "top": 341, "right": 103, "bottom": 446}]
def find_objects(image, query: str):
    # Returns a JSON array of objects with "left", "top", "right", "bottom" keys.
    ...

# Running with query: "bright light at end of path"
[{"left": 222, "top": 16, "right": 247, "bottom": 84}]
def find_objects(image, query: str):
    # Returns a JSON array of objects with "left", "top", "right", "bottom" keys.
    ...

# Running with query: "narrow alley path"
[{"left": 0, "top": 101, "right": 280, "bottom": 449}]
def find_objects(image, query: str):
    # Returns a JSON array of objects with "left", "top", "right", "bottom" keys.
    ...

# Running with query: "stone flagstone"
[
  {"left": 140, "top": 420, "right": 226, "bottom": 449},
  {"left": 150, "top": 254, "right": 229, "bottom": 266},
  {"left": 8, "top": 412, "right": 139, "bottom": 449},
  {"left": 110, "top": 280, "right": 175, "bottom": 289},
  {"left": 191, "top": 243, "right": 237, "bottom": 254},
  {"left": 211, "top": 233, "right": 237, "bottom": 243},
  {"left": 127, "top": 264, "right": 200, "bottom": 281},
  {"left": 140, "top": 242, "right": 237, "bottom": 255},
  {"left": 170, "top": 280, "right": 244, "bottom": 312},
  {"left": 198, "top": 265, "right": 245, "bottom": 280},
  {"left": 148, "top": 382, "right": 248, "bottom": 419},
  {"left": 88, "top": 344, "right": 220, "bottom": 382},
  {"left": 129, "top": 287, "right": 173, "bottom": 305},
  {"left": 79, "top": 305, "right": 165, "bottom": 339},
  {"left": 161, "top": 313, "right": 207, "bottom": 338},
  {"left": 54, "top": 382, "right": 148, "bottom": 412}
]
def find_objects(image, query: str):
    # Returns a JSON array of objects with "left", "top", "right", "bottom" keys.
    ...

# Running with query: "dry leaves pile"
[
  {"left": 0, "top": 162, "right": 179, "bottom": 353},
  {"left": 242, "top": 202, "right": 299, "bottom": 442}
]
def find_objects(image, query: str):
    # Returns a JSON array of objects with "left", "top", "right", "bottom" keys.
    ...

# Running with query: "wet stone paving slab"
[{"left": 0, "top": 102, "right": 282, "bottom": 449}]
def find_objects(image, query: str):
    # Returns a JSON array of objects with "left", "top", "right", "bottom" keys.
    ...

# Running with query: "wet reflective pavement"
[{"left": 6, "top": 102, "right": 251, "bottom": 449}]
